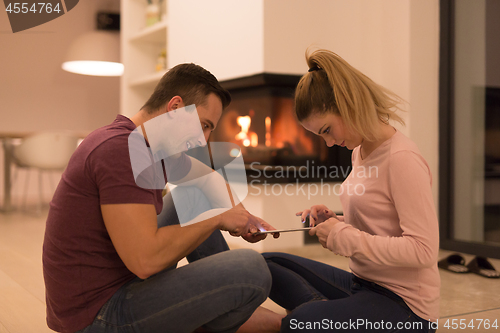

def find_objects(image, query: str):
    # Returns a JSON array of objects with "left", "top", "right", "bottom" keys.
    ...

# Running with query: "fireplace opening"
[{"left": 208, "top": 73, "right": 352, "bottom": 183}]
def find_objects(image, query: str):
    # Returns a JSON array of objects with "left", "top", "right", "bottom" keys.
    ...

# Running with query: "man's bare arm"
[{"left": 101, "top": 203, "right": 256, "bottom": 279}]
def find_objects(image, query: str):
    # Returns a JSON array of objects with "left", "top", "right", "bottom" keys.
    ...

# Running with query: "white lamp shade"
[{"left": 62, "top": 31, "right": 124, "bottom": 76}]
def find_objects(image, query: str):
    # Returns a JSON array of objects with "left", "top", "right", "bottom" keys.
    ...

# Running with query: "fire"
[
  {"left": 235, "top": 115, "right": 258, "bottom": 147},
  {"left": 265, "top": 117, "right": 271, "bottom": 147}
]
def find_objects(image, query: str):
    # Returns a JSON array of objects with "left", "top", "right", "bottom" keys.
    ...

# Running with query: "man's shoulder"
[
  {"left": 87, "top": 115, "right": 134, "bottom": 141},
  {"left": 80, "top": 115, "right": 135, "bottom": 154}
]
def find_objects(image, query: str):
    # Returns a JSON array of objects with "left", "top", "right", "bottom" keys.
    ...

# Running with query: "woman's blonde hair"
[{"left": 295, "top": 49, "right": 405, "bottom": 141}]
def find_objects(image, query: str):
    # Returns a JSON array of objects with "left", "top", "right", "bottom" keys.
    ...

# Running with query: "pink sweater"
[{"left": 327, "top": 129, "right": 440, "bottom": 322}]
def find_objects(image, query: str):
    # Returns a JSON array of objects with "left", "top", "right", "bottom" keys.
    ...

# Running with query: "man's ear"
[{"left": 166, "top": 96, "right": 184, "bottom": 112}]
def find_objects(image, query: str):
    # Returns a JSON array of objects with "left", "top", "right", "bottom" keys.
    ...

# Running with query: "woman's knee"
[
  {"left": 280, "top": 301, "right": 320, "bottom": 333},
  {"left": 262, "top": 252, "right": 297, "bottom": 262}
]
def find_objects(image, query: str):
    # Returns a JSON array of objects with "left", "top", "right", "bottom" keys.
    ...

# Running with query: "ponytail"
[{"left": 295, "top": 49, "right": 405, "bottom": 141}]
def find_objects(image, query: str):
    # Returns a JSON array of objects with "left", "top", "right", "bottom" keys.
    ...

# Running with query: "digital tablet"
[{"left": 254, "top": 227, "right": 313, "bottom": 234}]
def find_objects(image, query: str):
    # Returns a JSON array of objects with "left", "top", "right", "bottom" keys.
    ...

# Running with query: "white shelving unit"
[{"left": 121, "top": 0, "right": 167, "bottom": 117}]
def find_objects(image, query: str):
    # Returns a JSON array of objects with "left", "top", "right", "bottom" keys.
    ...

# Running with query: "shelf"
[
  {"left": 129, "top": 71, "right": 166, "bottom": 88},
  {"left": 129, "top": 19, "right": 167, "bottom": 44},
  {"left": 122, "top": 0, "right": 168, "bottom": 116}
]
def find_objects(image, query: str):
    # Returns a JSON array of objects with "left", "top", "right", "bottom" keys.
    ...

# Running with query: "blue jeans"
[
  {"left": 77, "top": 187, "right": 271, "bottom": 333},
  {"left": 262, "top": 253, "right": 436, "bottom": 333}
]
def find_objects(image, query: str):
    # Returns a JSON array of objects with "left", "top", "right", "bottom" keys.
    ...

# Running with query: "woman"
[{"left": 263, "top": 49, "right": 440, "bottom": 333}]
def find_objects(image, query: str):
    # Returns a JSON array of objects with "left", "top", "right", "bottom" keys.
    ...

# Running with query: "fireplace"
[{"left": 209, "top": 73, "right": 352, "bottom": 183}]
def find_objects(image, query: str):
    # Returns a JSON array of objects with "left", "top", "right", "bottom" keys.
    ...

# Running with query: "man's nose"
[
  {"left": 201, "top": 133, "right": 209, "bottom": 146},
  {"left": 203, "top": 131, "right": 212, "bottom": 145}
]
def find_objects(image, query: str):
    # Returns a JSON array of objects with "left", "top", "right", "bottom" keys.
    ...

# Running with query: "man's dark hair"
[{"left": 141, "top": 63, "right": 231, "bottom": 114}]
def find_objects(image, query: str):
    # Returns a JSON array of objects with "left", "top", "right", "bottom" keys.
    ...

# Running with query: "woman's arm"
[{"left": 325, "top": 151, "right": 439, "bottom": 268}]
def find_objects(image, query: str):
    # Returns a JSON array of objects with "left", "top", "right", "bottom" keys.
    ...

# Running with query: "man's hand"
[
  {"left": 218, "top": 205, "right": 280, "bottom": 243},
  {"left": 309, "top": 217, "right": 341, "bottom": 248},
  {"left": 218, "top": 204, "right": 256, "bottom": 236},
  {"left": 296, "top": 204, "right": 336, "bottom": 227},
  {"left": 242, "top": 218, "right": 280, "bottom": 243}
]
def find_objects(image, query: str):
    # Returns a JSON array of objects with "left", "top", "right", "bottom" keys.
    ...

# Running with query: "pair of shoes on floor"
[{"left": 438, "top": 253, "right": 500, "bottom": 278}]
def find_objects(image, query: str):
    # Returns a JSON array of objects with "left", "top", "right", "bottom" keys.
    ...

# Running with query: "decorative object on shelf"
[
  {"left": 155, "top": 48, "right": 167, "bottom": 72},
  {"left": 146, "top": 0, "right": 160, "bottom": 27},
  {"left": 159, "top": 0, "right": 166, "bottom": 21},
  {"left": 62, "top": 12, "right": 123, "bottom": 77},
  {"left": 123, "top": 0, "right": 168, "bottom": 116}
]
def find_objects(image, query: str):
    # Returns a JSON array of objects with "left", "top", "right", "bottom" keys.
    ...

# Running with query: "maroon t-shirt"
[{"left": 42, "top": 115, "right": 191, "bottom": 333}]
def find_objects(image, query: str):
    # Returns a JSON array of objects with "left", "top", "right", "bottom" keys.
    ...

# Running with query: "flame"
[
  {"left": 250, "top": 132, "right": 258, "bottom": 147},
  {"left": 235, "top": 115, "right": 258, "bottom": 147},
  {"left": 236, "top": 116, "right": 251, "bottom": 137},
  {"left": 265, "top": 117, "right": 271, "bottom": 147}
]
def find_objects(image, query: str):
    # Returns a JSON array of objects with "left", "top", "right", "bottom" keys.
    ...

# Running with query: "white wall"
[
  {"left": 409, "top": 0, "right": 440, "bottom": 211},
  {"left": 263, "top": 0, "right": 411, "bottom": 112},
  {"left": 0, "top": 0, "right": 120, "bottom": 134},
  {"left": 167, "top": 0, "right": 264, "bottom": 80},
  {"left": 0, "top": 0, "right": 120, "bottom": 207}
]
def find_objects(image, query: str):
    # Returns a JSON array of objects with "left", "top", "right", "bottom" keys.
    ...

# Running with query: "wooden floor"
[
  {"left": 0, "top": 210, "right": 52, "bottom": 333},
  {"left": 1, "top": 208, "right": 500, "bottom": 332}
]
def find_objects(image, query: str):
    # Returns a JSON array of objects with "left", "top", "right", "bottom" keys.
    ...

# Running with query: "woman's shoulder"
[
  {"left": 389, "top": 131, "right": 431, "bottom": 177},
  {"left": 390, "top": 130, "right": 423, "bottom": 157}
]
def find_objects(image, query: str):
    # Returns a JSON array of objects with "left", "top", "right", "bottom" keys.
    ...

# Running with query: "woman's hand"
[
  {"left": 296, "top": 205, "right": 336, "bottom": 227},
  {"left": 309, "top": 217, "right": 341, "bottom": 248}
]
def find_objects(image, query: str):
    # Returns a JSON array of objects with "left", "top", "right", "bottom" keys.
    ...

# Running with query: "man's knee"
[
  {"left": 197, "top": 249, "right": 272, "bottom": 332},
  {"left": 223, "top": 249, "right": 272, "bottom": 300}
]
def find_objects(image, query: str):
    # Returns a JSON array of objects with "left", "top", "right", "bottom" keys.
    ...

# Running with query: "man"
[{"left": 43, "top": 63, "right": 281, "bottom": 333}]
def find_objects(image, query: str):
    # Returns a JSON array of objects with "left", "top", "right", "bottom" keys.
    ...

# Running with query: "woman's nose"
[{"left": 325, "top": 138, "right": 335, "bottom": 147}]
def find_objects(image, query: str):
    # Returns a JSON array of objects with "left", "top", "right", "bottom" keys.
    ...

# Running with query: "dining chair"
[{"left": 12, "top": 131, "right": 79, "bottom": 213}]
